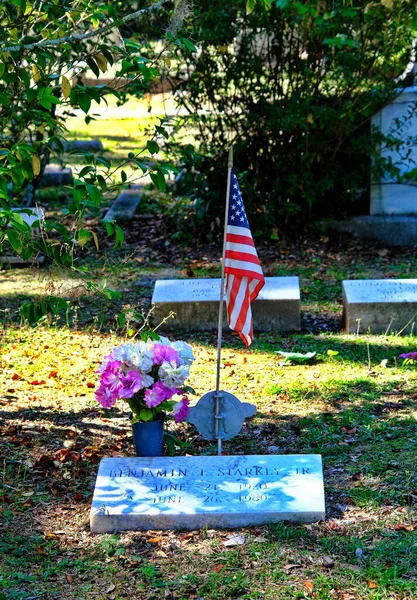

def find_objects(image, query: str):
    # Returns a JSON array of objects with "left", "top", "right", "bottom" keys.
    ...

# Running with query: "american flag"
[{"left": 224, "top": 170, "right": 265, "bottom": 346}]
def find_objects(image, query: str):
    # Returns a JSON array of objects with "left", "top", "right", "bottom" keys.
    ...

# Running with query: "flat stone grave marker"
[
  {"left": 343, "top": 278, "right": 417, "bottom": 334},
  {"left": 104, "top": 185, "right": 143, "bottom": 221},
  {"left": 38, "top": 164, "right": 73, "bottom": 188},
  {"left": 151, "top": 276, "right": 300, "bottom": 332},
  {"left": 65, "top": 139, "right": 104, "bottom": 153},
  {"left": 90, "top": 454, "right": 325, "bottom": 533}
]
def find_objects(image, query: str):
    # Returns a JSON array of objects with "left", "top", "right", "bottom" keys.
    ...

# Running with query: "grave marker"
[
  {"left": 104, "top": 185, "right": 143, "bottom": 221},
  {"left": 90, "top": 454, "right": 325, "bottom": 532},
  {"left": 65, "top": 139, "right": 104, "bottom": 153},
  {"left": 151, "top": 276, "right": 300, "bottom": 332},
  {"left": 38, "top": 165, "right": 73, "bottom": 188},
  {"left": 343, "top": 278, "right": 417, "bottom": 333}
]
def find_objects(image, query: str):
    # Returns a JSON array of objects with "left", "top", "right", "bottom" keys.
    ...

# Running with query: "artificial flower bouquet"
[{"left": 95, "top": 336, "right": 194, "bottom": 423}]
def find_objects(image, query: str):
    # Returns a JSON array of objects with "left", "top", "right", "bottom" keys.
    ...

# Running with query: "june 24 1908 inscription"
[{"left": 90, "top": 455, "right": 325, "bottom": 532}]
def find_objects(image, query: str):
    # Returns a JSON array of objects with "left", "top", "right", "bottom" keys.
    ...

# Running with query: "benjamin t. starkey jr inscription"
[{"left": 90, "top": 455, "right": 325, "bottom": 533}]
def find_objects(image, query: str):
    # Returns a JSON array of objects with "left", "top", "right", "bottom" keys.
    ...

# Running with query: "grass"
[
  {"left": 58, "top": 93, "right": 178, "bottom": 186},
  {"left": 1, "top": 300, "right": 417, "bottom": 598}
]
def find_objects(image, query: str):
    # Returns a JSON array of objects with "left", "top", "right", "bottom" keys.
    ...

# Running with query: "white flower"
[
  {"left": 171, "top": 340, "right": 194, "bottom": 366},
  {"left": 112, "top": 343, "right": 135, "bottom": 364},
  {"left": 128, "top": 341, "right": 154, "bottom": 373},
  {"left": 158, "top": 361, "right": 189, "bottom": 388},
  {"left": 140, "top": 374, "right": 154, "bottom": 389},
  {"left": 155, "top": 336, "right": 171, "bottom": 346}
]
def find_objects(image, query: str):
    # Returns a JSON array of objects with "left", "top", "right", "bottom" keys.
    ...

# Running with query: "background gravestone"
[
  {"left": 38, "top": 165, "right": 73, "bottom": 188},
  {"left": 343, "top": 278, "right": 417, "bottom": 333},
  {"left": 371, "top": 86, "right": 417, "bottom": 216},
  {"left": 151, "top": 276, "right": 300, "bottom": 332},
  {"left": 104, "top": 185, "right": 143, "bottom": 221},
  {"left": 65, "top": 139, "right": 104, "bottom": 153}
]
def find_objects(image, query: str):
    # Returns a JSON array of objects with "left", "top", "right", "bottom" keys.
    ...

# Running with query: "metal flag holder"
[{"left": 187, "top": 146, "right": 256, "bottom": 455}]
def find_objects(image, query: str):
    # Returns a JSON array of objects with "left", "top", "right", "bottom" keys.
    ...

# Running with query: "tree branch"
[{"left": 0, "top": 0, "right": 170, "bottom": 53}]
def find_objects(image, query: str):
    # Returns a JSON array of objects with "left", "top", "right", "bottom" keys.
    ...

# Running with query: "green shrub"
[{"left": 166, "top": 0, "right": 417, "bottom": 236}]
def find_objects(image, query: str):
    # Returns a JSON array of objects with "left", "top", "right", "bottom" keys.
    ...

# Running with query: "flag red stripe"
[
  {"left": 226, "top": 275, "right": 240, "bottom": 324},
  {"left": 225, "top": 250, "right": 261, "bottom": 264},
  {"left": 224, "top": 265, "right": 264, "bottom": 280},
  {"left": 226, "top": 233, "right": 255, "bottom": 247}
]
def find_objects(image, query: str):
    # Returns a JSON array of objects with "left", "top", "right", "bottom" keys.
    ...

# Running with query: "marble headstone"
[
  {"left": 151, "top": 277, "right": 300, "bottom": 332},
  {"left": 65, "top": 139, "right": 104, "bottom": 153},
  {"left": 90, "top": 454, "right": 325, "bottom": 533},
  {"left": 38, "top": 165, "right": 73, "bottom": 188},
  {"left": 104, "top": 186, "right": 143, "bottom": 221},
  {"left": 343, "top": 278, "right": 417, "bottom": 334},
  {"left": 371, "top": 86, "right": 417, "bottom": 216}
]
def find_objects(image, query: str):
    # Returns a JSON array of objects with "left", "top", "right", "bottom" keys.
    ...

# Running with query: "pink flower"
[
  {"left": 173, "top": 396, "right": 190, "bottom": 423},
  {"left": 100, "top": 360, "right": 123, "bottom": 392},
  {"left": 152, "top": 344, "right": 179, "bottom": 366},
  {"left": 95, "top": 384, "right": 118, "bottom": 408},
  {"left": 144, "top": 381, "right": 180, "bottom": 408},
  {"left": 118, "top": 370, "right": 143, "bottom": 399},
  {"left": 399, "top": 352, "right": 417, "bottom": 360}
]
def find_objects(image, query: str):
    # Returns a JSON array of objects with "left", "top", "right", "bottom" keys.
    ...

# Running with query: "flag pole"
[{"left": 214, "top": 146, "right": 233, "bottom": 456}]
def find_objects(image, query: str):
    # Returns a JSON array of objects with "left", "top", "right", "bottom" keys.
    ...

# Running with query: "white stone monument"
[
  {"left": 151, "top": 276, "right": 300, "bottom": 332},
  {"left": 371, "top": 86, "right": 417, "bottom": 216},
  {"left": 343, "top": 278, "right": 417, "bottom": 334},
  {"left": 90, "top": 455, "right": 325, "bottom": 533}
]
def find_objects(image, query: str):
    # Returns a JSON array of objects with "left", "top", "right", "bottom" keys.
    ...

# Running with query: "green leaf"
[
  {"left": 327, "top": 349, "right": 339, "bottom": 357},
  {"left": 114, "top": 224, "right": 124, "bottom": 247},
  {"left": 6, "top": 229, "right": 22, "bottom": 254},
  {"left": 117, "top": 312, "right": 126, "bottom": 328},
  {"left": 78, "top": 166, "right": 95, "bottom": 178},
  {"left": 246, "top": 0, "right": 256, "bottom": 14},
  {"left": 103, "top": 221, "right": 114, "bottom": 236},
  {"left": 139, "top": 408, "right": 153, "bottom": 422},
  {"left": 150, "top": 171, "right": 166, "bottom": 192},
  {"left": 38, "top": 86, "right": 61, "bottom": 110},
  {"left": 78, "top": 93, "right": 91, "bottom": 114},
  {"left": 103, "top": 288, "right": 122, "bottom": 301},
  {"left": 96, "top": 156, "right": 111, "bottom": 169},
  {"left": 275, "top": 351, "right": 317, "bottom": 364},
  {"left": 86, "top": 184, "right": 102, "bottom": 205},
  {"left": 146, "top": 140, "right": 159, "bottom": 154},
  {"left": 77, "top": 228, "right": 91, "bottom": 246},
  {"left": 86, "top": 57, "right": 100, "bottom": 78}
]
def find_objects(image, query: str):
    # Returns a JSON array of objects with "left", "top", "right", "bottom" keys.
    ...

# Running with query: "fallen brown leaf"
[
  {"left": 392, "top": 523, "right": 414, "bottom": 531},
  {"left": 212, "top": 564, "right": 225, "bottom": 573}
]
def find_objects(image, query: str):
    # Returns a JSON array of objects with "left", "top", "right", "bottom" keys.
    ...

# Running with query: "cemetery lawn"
[{"left": 1, "top": 232, "right": 417, "bottom": 600}]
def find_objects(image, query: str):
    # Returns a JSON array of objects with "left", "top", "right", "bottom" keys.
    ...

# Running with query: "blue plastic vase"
[{"left": 132, "top": 416, "right": 165, "bottom": 457}]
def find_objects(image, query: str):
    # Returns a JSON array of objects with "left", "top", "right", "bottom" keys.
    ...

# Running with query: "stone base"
[
  {"left": 324, "top": 216, "right": 417, "bottom": 247},
  {"left": 151, "top": 277, "right": 300, "bottom": 333},
  {"left": 90, "top": 455, "right": 325, "bottom": 533}
]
